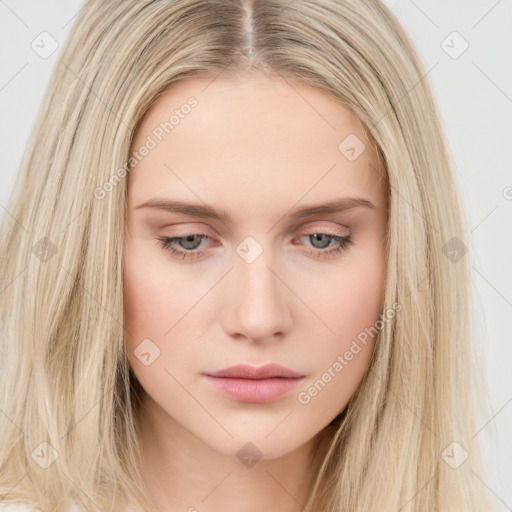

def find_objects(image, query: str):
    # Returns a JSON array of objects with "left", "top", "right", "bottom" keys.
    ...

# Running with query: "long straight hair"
[{"left": 0, "top": 1, "right": 493, "bottom": 510}]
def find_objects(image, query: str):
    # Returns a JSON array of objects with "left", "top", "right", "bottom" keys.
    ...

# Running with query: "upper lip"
[{"left": 205, "top": 363, "right": 305, "bottom": 379}]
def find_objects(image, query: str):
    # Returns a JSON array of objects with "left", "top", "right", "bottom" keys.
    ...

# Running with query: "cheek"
[
  {"left": 302, "top": 242, "right": 386, "bottom": 342},
  {"left": 293, "top": 244, "right": 385, "bottom": 421},
  {"left": 123, "top": 242, "right": 215, "bottom": 374},
  {"left": 124, "top": 240, "right": 197, "bottom": 338},
  {"left": 123, "top": 242, "right": 186, "bottom": 367},
  {"left": 123, "top": 259, "right": 169, "bottom": 345},
  {"left": 123, "top": 247, "right": 195, "bottom": 403}
]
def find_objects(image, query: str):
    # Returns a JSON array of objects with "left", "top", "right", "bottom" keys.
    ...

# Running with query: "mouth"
[{"left": 203, "top": 363, "right": 305, "bottom": 404}]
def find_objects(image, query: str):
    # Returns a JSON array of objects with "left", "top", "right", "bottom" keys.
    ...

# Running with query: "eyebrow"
[{"left": 134, "top": 196, "right": 375, "bottom": 222}]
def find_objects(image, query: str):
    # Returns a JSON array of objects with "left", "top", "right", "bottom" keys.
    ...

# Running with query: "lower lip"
[{"left": 204, "top": 375, "right": 304, "bottom": 403}]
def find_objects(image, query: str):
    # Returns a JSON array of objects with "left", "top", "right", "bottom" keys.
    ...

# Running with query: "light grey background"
[{"left": 1, "top": 0, "right": 511, "bottom": 509}]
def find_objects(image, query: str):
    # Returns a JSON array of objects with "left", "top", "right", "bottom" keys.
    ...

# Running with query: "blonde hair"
[{"left": 0, "top": 0, "right": 494, "bottom": 510}]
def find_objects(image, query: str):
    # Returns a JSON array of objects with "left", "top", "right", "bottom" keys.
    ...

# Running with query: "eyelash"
[{"left": 156, "top": 232, "right": 353, "bottom": 261}]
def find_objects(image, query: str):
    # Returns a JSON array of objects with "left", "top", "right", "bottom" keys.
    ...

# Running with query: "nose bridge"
[{"left": 222, "top": 238, "right": 292, "bottom": 341}]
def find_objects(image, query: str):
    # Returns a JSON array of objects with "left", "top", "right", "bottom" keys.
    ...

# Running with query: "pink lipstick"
[{"left": 203, "top": 363, "right": 305, "bottom": 403}]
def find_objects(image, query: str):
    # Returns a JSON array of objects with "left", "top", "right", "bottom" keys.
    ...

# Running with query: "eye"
[
  {"left": 157, "top": 233, "right": 211, "bottom": 260},
  {"left": 295, "top": 232, "right": 353, "bottom": 259},
  {"left": 157, "top": 231, "right": 353, "bottom": 262}
]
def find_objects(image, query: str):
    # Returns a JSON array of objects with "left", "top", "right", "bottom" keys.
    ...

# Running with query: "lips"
[
  {"left": 203, "top": 363, "right": 305, "bottom": 403},
  {"left": 205, "top": 363, "right": 305, "bottom": 379}
]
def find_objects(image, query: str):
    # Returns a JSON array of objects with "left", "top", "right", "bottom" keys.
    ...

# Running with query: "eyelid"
[
  {"left": 297, "top": 222, "right": 350, "bottom": 237},
  {"left": 159, "top": 223, "right": 349, "bottom": 244},
  {"left": 159, "top": 222, "right": 350, "bottom": 241},
  {"left": 160, "top": 222, "right": 213, "bottom": 234}
]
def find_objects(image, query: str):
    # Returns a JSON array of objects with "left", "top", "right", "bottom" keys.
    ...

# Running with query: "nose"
[{"left": 220, "top": 247, "right": 293, "bottom": 344}]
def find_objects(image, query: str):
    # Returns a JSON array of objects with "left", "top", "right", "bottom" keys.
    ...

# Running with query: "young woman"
[{"left": 0, "top": 0, "right": 494, "bottom": 511}]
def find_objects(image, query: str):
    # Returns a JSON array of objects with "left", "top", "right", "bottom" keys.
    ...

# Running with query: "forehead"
[{"left": 128, "top": 72, "right": 386, "bottom": 211}]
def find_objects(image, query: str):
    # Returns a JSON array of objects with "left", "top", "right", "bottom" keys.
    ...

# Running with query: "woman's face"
[{"left": 123, "top": 71, "right": 388, "bottom": 460}]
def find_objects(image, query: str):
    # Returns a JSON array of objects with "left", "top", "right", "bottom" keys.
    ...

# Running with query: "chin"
[{"left": 197, "top": 425, "right": 309, "bottom": 462}]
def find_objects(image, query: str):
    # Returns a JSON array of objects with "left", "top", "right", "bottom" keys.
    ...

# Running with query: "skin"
[{"left": 123, "top": 69, "right": 388, "bottom": 512}]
